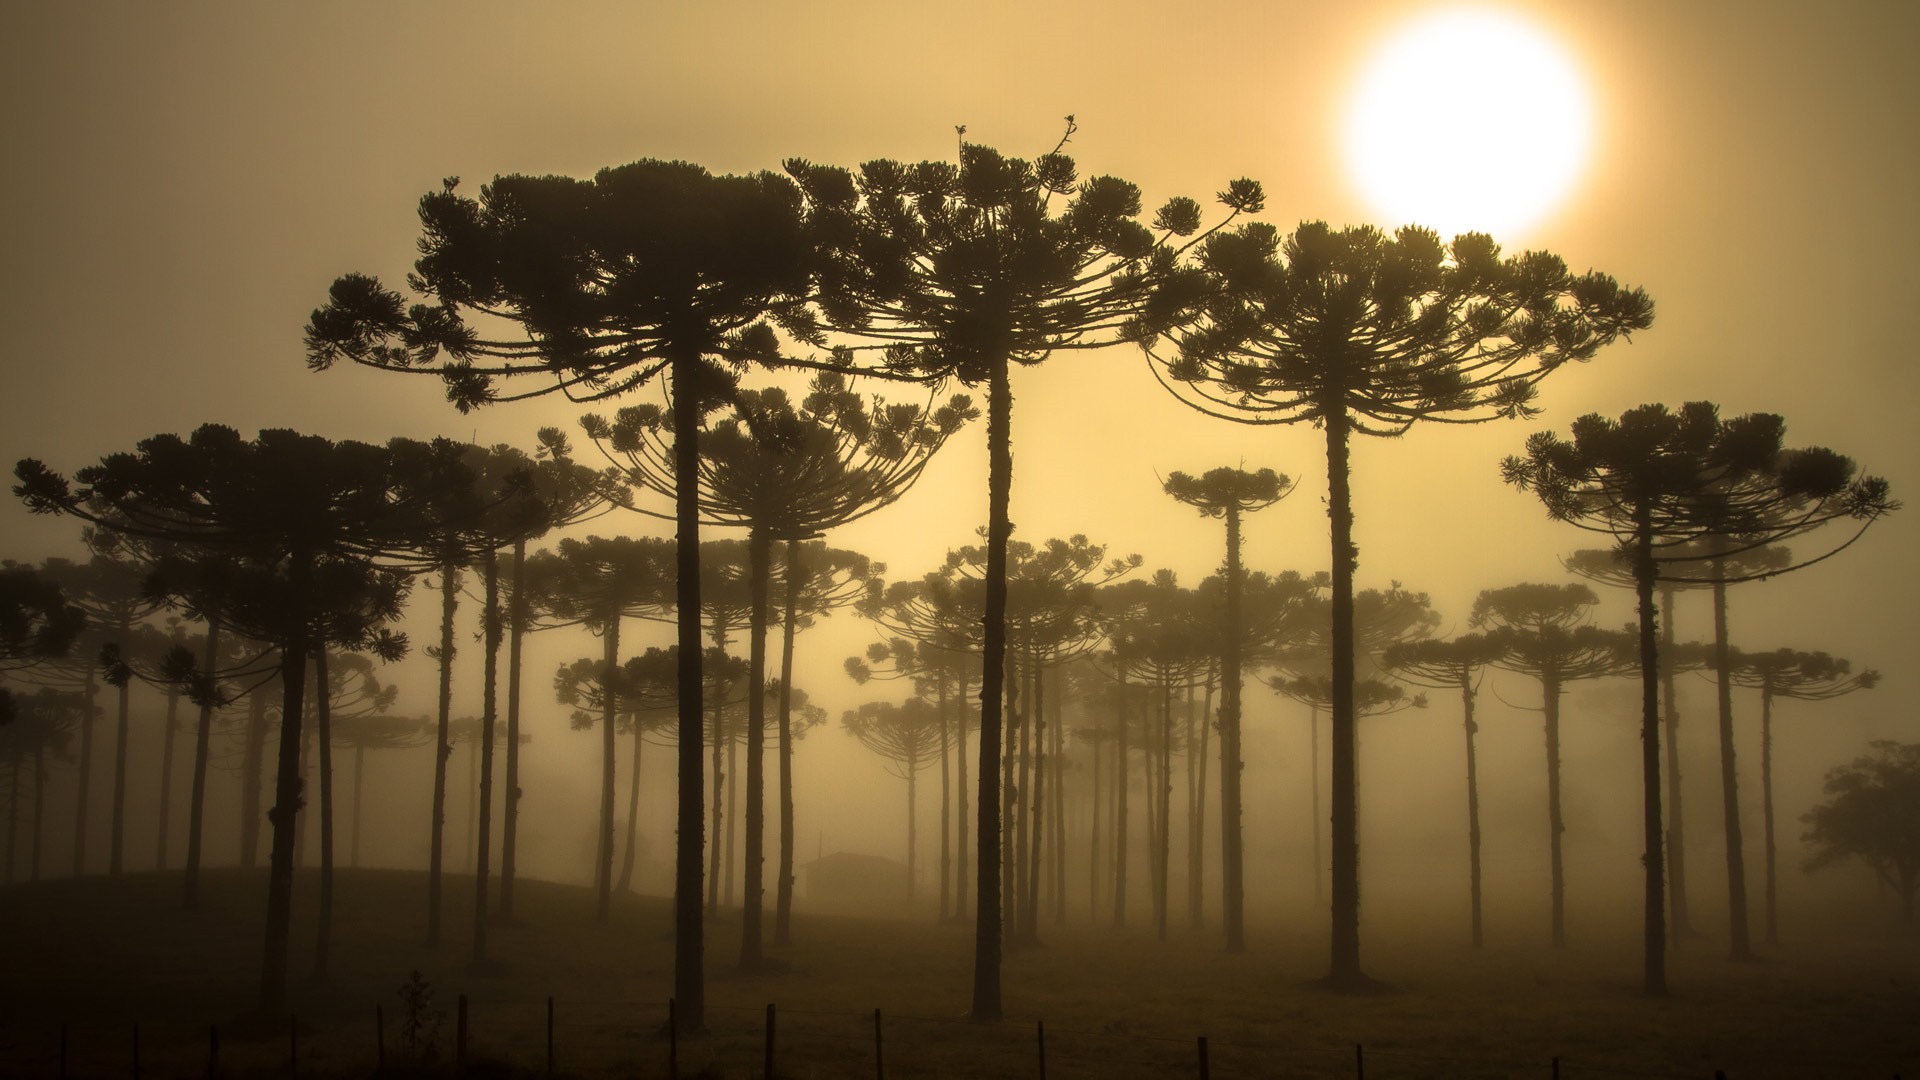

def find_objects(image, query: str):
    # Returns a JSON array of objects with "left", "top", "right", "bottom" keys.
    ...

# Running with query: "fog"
[{"left": 1, "top": 1, "right": 1916, "bottom": 1075}]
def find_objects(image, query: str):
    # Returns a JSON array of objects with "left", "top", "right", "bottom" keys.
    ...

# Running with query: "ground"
[{"left": 1, "top": 868, "right": 1915, "bottom": 1078}]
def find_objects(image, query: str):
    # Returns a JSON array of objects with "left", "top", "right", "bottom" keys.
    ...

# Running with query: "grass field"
[{"left": 1, "top": 868, "right": 1915, "bottom": 1078}]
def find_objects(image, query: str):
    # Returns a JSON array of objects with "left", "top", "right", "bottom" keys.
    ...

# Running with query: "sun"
[{"left": 1343, "top": 8, "right": 1592, "bottom": 241}]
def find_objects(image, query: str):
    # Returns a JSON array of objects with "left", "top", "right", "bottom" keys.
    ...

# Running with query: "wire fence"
[{"left": 0, "top": 995, "right": 1780, "bottom": 1079}]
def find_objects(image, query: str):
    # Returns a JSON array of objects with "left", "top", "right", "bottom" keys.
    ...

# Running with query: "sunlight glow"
[{"left": 1343, "top": 8, "right": 1592, "bottom": 240}]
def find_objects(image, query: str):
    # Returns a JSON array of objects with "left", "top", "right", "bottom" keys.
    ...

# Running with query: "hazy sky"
[{"left": 3, "top": 2, "right": 1915, "bottom": 884}]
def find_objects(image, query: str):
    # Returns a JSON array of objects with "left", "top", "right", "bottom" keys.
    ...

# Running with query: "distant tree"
[
  {"left": 1504, "top": 401, "right": 1897, "bottom": 992},
  {"left": 16, "top": 426, "right": 427, "bottom": 1013},
  {"left": 585, "top": 373, "right": 968, "bottom": 964},
  {"left": 529, "top": 536, "right": 676, "bottom": 922},
  {"left": 1162, "top": 466, "right": 1294, "bottom": 950},
  {"left": 0, "top": 688, "right": 81, "bottom": 882},
  {"left": 1715, "top": 647, "right": 1878, "bottom": 944},
  {"left": 0, "top": 562, "right": 86, "bottom": 725},
  {"left": 789, "top": 128, "right": 1260, "bottom": 1019},
  {"left": 1470, "top": 583, "right": 1634, "bottom": 947},
  {"left": 1563, "top": 543, "right": 1783, "bottom": 939},
  {"left": 327, "top": 709, "right": 431, "bottom": 870},
  {"left": 498, "top": 429, "right": 628, "bottom": 923},
  {"left": 308, "top": 160, "right": 825, "bottom": 1033},
  {"left": 1277, "top": 585, "right": 1439, "bottom": 907},
  {"left": 1149, "top": 219, "right": 1651, "bottom": 988},
  {"left": 1802, "top": 741, "right": 1920, "bottom": 924},
  {"left": 1381, "top": 632, "right": 1503, "bottom": 948},
  {"left": 844, "top": 697, "right": 953, "bottom": 902}
]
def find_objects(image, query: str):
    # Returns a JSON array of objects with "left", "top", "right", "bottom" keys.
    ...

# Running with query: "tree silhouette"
[
  {"left": 1381, "top": 632, "right": 1503, "bottom": 948},
  {"left": 1149, "top": 219, "right": 1652, "bottom": 989},
  {"left": 844, "top": 697, "right": 953, "bottom": 902},
  {"left": 584, "top": 373, "right": 968, "bottom": 965},
  {"left": 528, "top": 536, "right": 676, "bottom": 923},
  {"left": 16, "top": 426, "right": 429, "bottom": 1013},
  {"left": 1714, "top": 647, "right": 1877, "bottom": 944},
  {"left": 0, "top": 688, "right": 80, "bottom": 882},
  {"left": 481, "top": 429, "right": 628, "bottom": 920},
  {"left": 1504, "top": 400, "right": 1896, "bottom": 992},
  {"left": 308, "top": 161, "right": 825, "bottom": 1032},
  {"left": 789, "top": 128, "right": 1260, "bottom": 1019},
  {"left": 0, "top": 562, "right": 86, "bottom": 727},
  {"left": 1801, "top": 740, "right": 1920, "bottom": 924},
  {"left": 327, "top": 707, "right": 431, "bottom": 870},
  {"left": 1163, "top": 466, "right": 1294, "bottom": 950},
  {"left": 1562, "top": 543, "right": 1782, "bottom": 940},
  {"left": 1470, "top": 583, "right": 1633, "bottom": 948}
]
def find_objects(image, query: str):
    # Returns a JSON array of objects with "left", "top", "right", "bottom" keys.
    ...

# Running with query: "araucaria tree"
[
  {"left": 789, "top": 127, "right": 1260, "bottom": 1019},
  {"left": 843, "top": 697, "right": 953, "bottom": 902},
  {"left": 1504, "top": 401, "right": 1896, "bottom": 993},
  {"left": 1714, "top": 646, "right": 1877, "bottom": 944},
  {"left": 1380, "top": 632, "right": 1502, "bottom": 948},
  {"left": 1148, "top": 220, "right": 1652, "bottom": 989},
  {"left": 307, "top": 161, "right": 823, "bottom": 1032},
  {"left": 16, "top": 426, "right": 424, "bottom": 1013},
  {"left": 584, "top": 372, "right": 970, "bottom": 966},
  {"left": 1470, "top": 582, "right": 1633, "bottom": 948},
  {"left": 1802, "top": 741, "right": 1920, "bottom": 924},
  {"left": 1162, "top": 466, "right": 1293, "bottom": 951}
]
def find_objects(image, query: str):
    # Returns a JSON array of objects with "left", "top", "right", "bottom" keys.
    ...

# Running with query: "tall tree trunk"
[
  {"left": 1187, "top": 680, "right": 1201, "bottom": 929},
  {"left": 464, "top": 734, "right": 475, "bottom": 875},
  {"left": 938, "top": 664, "right": 952, "bottom": 921},
  {"left": 501, "top": 537, "right": 529, "bottom": 922},
  {"left": 1050, "top": 675, "right": 1066, "bottom": 924},
  {"left": 109, "top": 650, "right": 131, "bottom": 877},
  {"left": 1113, "top": 669, "right": 1129, "bottom": 928},
  {"left": 724, "top": 734, "right": 738, "bottom": 908},
  {"left": 774, "top": 540, "right": 801, "bottom": 946},
  {"left": 426, "top": 560, "right": 458, "bottom": 949},
  {"left": 241, "top": 683, "right": 268, "bottom": 869},
  {"left": 618, "top": 719, "right": 643, "bottom": 894},
  {"left": 6, "top": 755, "right": 19, "bottom": 883},
  {"left": 1710, "top": 563, "right": 1754, "bottom": 961},
  {"left": 1002, "top": 668, "right": 1019, "bottom": 936},
  {"left": 1544, "top": 671, "right": 1567, "bottom": 948},
  {"left": 1023, "top": 664, "right": 1046, "bottom": 941},
  {"left": 956, "top": 665, "right": 970, "bottom": 923},
  {"left": 72, "top": 663, "right": 97, "bottom": 877},
  {"left": 1309, "top": 704, "right": 1322, "bottom": 906},
  {"left": 1090, "top": 698, "right": 1103, "bottom": 923},
  {"left": 670, "top": 350, "right": 708, "bottom": 1036},
  {"left": 596, "top": 614, "right": 622, "bottom": 924},
  {"left": 970, "top": 353, "right": 1011, "bottom": 1023},
  {"left": 906, "top": 750, "right": 919, "bottom": 902},
  {"left": 1760, "top": 685, "right": 1778, "bottom": 947},
  {"left": 1157, "top": 679, "right": 1172, "bottom": 943},
  {"left": 1633, "top": 520, "right": 1668, "bottom": 996},
  {"left": 708, "top": 690, "right": 724, "bottom": 913},
  {"left": 312, "top": 647, "right": 336, "bottom": 980},
  {"left": 740, "top": 528, "right": 772, "bottom": 969},
  {"left": 472, "top": 548, "right": 502, "bottom": 966},
  {"left": 259, "top": 550, "right": 312, "bottom": 1016},
  {"left": 1462, "top": 672, "right": 1483, "bottom": 949},
  {"left": 1221, "top": 506, "right": 1246, "bottom": 950},
  {"left": 156, "top": 686, "right": 181, "bottom": 871},
  {"left": 1324, "top": 408, "right": 1368, "bottom": 989},
  {"left": 183, "top": 616, "right": 220, "bottom": 909},
  {"left": 1661, "top": 584, "right": 1694, "bottom": 939}
]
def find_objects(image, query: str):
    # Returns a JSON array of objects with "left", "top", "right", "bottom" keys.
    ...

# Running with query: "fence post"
[
  {"left": 290, "top": 1015, "right": 298, "bottom": 1079},
  {"left": 133, "top": 1022, "right": 141, "bottom": 1080},
  {"left": 1552, "top": 1056, "right": 1560, "bottom": 1079},
  {"left": 669, "top": 998, "right": 679, "bottom": 1080},
  {"left": 1355, "top": 1042, "right": 1363, "bottom": 1080},
  {"left": 457, "top": 993, "right": 469, "bottom": 1067},
  {"left": 1197, "top": 1035, "right": 1209, "bottom": 1080},
  {"left": 874, "top": 1008, "right": 884, "bottom": 1080},
  {"left": 547, "top": 995, "right": 555, "bottom": 1077},
  {"left": 58, "top": 1020, "right": 66, "bottom": 1080},
  {"left": 375, "top": 1004, "right": 385, "bottom": 1073},
  {"left": 764, "top": 1003, "right": 777, "bottom": 1080},
  {"left": 1038, "top": 1020, "right": 1047, "bottom": 1080},
  {"left": 207, "top": 1024, "right": 219, "bottom": 1079}
]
